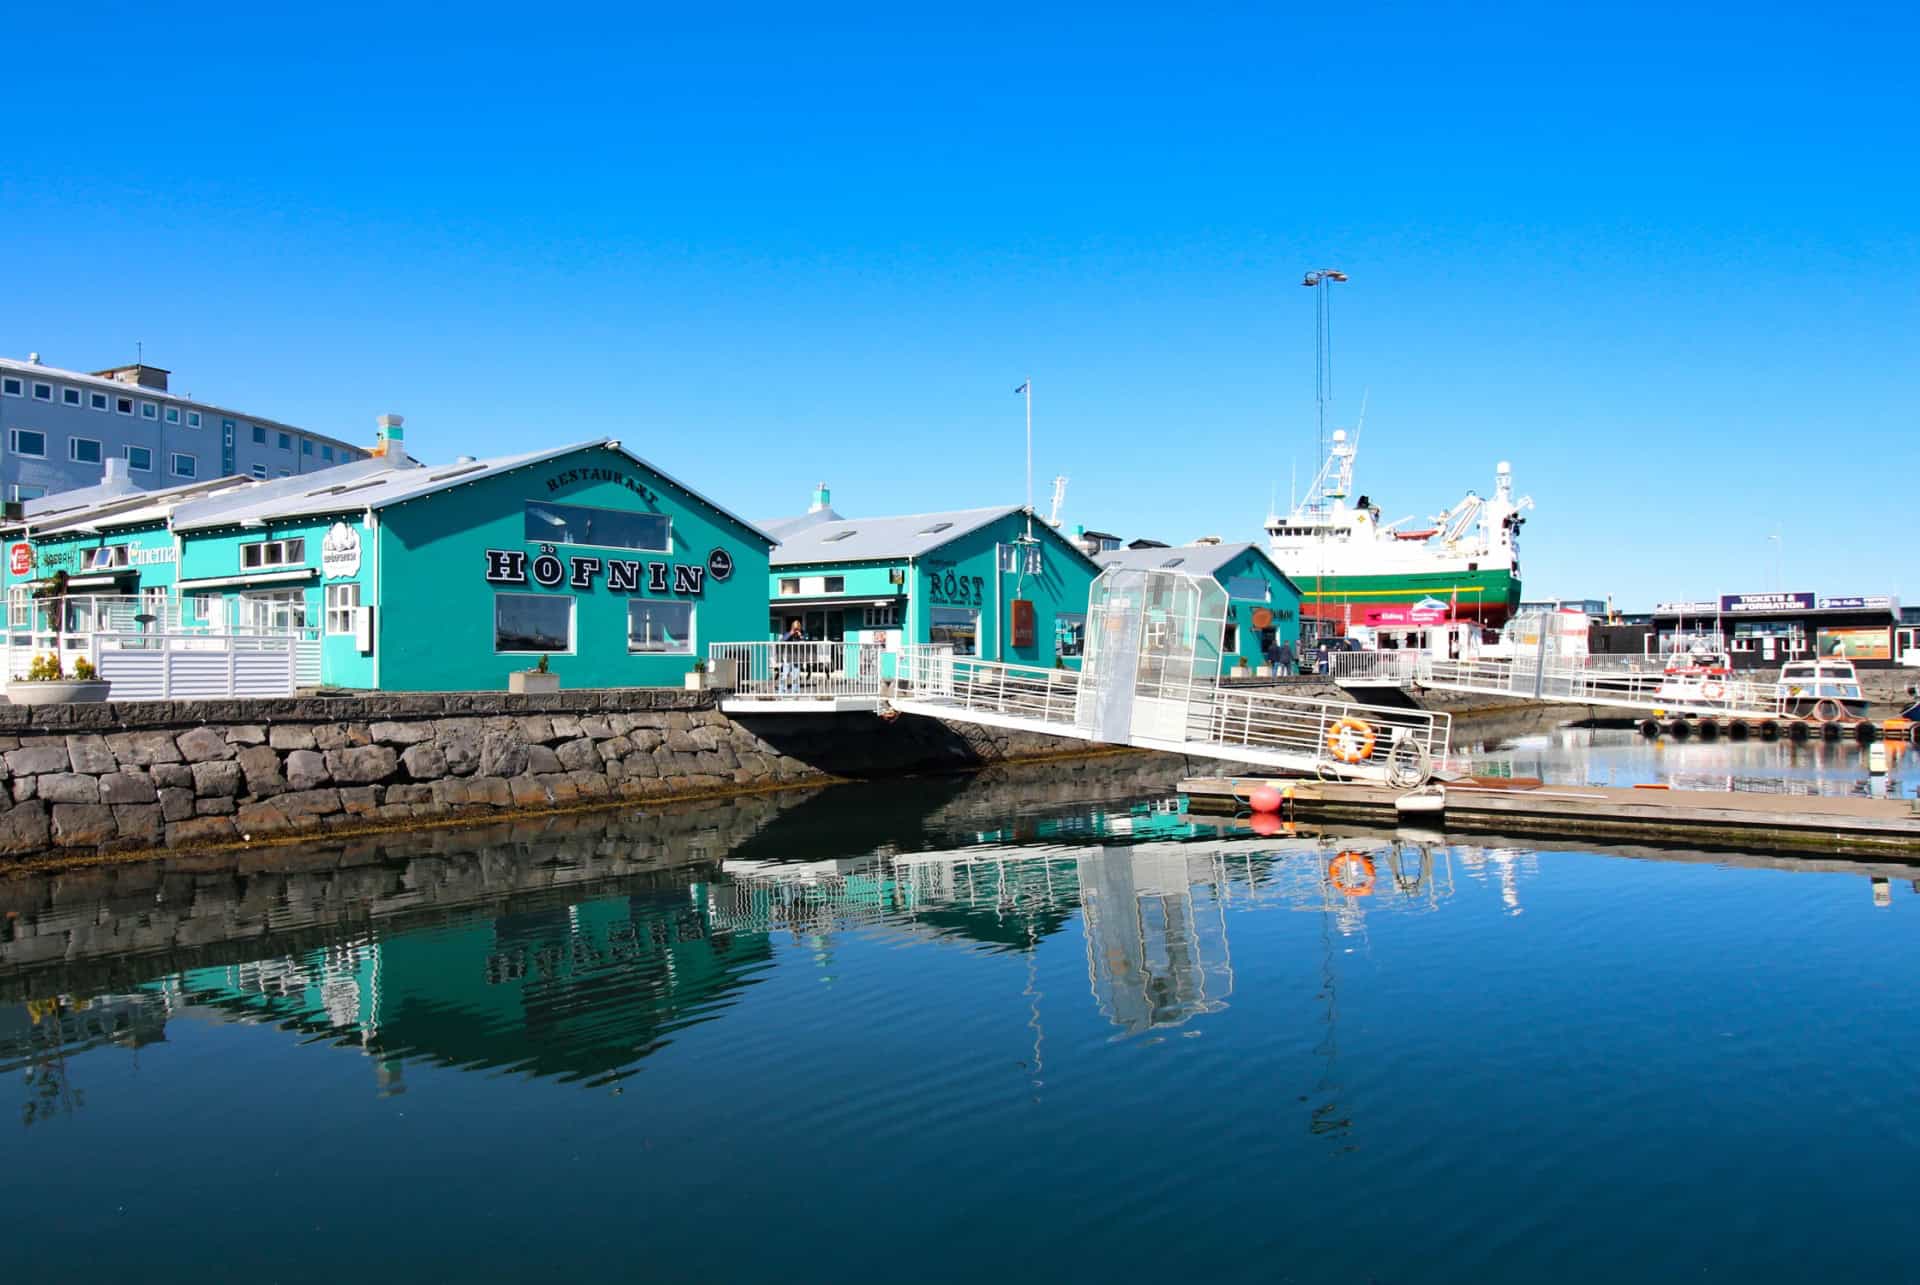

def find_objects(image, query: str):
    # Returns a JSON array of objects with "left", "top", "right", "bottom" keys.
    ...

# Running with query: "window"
[
  {"left": 931, "top": 607, "right": 979, "bottom": 656},
  {"left": 116, "top": 396, "right": 133, "bottom": 415},
  {"left": 301, "top": 439, "right": 313, "bottom": 456},
  {"left": 326, "top": 583, "right": 361, "bottom": 635},
  {"left": 240, "top": 590, "right": 307, "bottom": 632},
  {"left": 182, "top": 594, "right": 213, "bottom": 627},
  {"left": 862, "top": 603, "right": 900, "bottom": 628},
  {"left": 1224, "top": 621, "right": 1240, "bottom": 653},
  {"left": 1224, "top": 575, "right": 1269, "bottom": 602},
  {"left": 8, "top": 586, "right": 29, "bottom": 629},
  {"left": 83, "top": 545, "right": 131, "bottom": 571},
  {"left": 170, "top": 453, "right": 197, "bottom": 479},
  {"left": 495, "top": 592, "right": 573, "bottom": 653},
  {"left": 1056, "top": 612, "right": 1087, "bottom": 658},
  {"left": 62, "top": 387, "right": 81, "bottom": 407},
  {"left": 0, "top": 376, "right": 20, "bottom": 397},
  {"left": 187, "top": 411, "right": 201, "bottom": 428},
  {"left": 241, "top": 537, "right": 307, "bottom": 569},
  {"left": 278, "top": 432, "right": 291, "bottom": 450},
  {"left": 916, "top": 521, "right": 953, "bottom": 536},
  {"left": 124, "top": 445, "right": 153, "bottom": 472},
  {"left": 277, "top": 469, "right": 290, "bottom": 478},
  {"left": 824, "top": 576, "right": 845, "bottom": 593},
  {"left": 69, "top": 437, "right": 103, "bottom": 465},
  {"left": 250, "top": 424, "right": 266, "bottom": 444},
  {"left": 321, "top": 445, "right": 333, "bottom": 461},
  {"left": 10, "top": 484, "right": 45, "bottom": 502},
  {"left": 141, "top": 401, "right": 159, "bottom": 420},
  {"left": 822, "top": 529, "right": 857, "bottom": 543},
  {"left": 627, "top": 600, "right": 693, "bottom": 654},
  {"left": 1025, "top": 547, "right": 1042, "bottom": 574},
  {"left": 31, "top": 382, "right": 52, "bottom": 401},
  {"left": 778, "top": 577, "right": 801, "bottom": 597},
  {"left": 164, "top": 406, "right": 181, "bottom": 424},
  {"left": 89, "top": 391, "right": 108, "bottom": 411},
  {"left": 250, "top": 464, "right": 267, "bottom": 479},
  {"left": 1160, "top": 557, "right": 1186, "bottom": 568},
  {"left": 523, "top": 501, "right": 670, "bottom": 552},
  {"left": 10, "top": 429, "right": 45, "bottom": 458}
]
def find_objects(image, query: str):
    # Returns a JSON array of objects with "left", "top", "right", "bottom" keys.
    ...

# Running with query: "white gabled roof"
[
  {"left": 769, "top": 505, "right": 1021, "bottom": 566},
  {"left": 20, "top": 473, "right": 259, "bottom": 536},
  {"left": 169, "top": 438, "right": 776, "bottom": 546},
  {"left": 1098, "top": 540, "right": 1292, "bottom": 585}
]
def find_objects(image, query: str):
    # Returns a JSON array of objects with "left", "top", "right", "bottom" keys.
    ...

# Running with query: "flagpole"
[{"left": 1024, "top": 377, "right": 1033, "bottom": 539}]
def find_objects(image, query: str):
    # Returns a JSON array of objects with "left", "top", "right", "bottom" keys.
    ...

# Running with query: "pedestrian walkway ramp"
[
  {"left": 1415, "top": 656, "right": 1782, "bottom": 719},
  {"left": 887, "top": 567, "right": 1450, "bottom": 784}
]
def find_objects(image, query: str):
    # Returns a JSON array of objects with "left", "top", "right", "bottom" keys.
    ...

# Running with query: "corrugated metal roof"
[
  {"left": 1098, "top": 541, "right": 1281, "bottom": 580},
  {"left": 759, "top": 505, "right": 845, "bottom": 541},
  {"left": 21, "top": 473, "right": 258, "bottom": 534},
  {"left": 769, "top": 505, "right": 1020, "bottom": 566}
]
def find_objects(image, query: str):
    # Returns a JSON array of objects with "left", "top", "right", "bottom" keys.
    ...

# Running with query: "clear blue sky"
[{"left": 2, "top": 2, "right": 1914, "bottom": 606}]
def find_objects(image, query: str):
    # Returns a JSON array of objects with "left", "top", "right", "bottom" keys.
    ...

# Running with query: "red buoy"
[{"left": 1248, "top": 784, "right": 1283, "bottom": 814}]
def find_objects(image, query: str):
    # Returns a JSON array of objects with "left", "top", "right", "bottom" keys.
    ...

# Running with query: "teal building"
[
  {"left": 2, "top": 419, "right": 775, "bottom": 691},
  {"left": 760, "top": 486, "right": 1102, "bottom": 667},
  {"left": 1093, "top": 542, "right": 1302, "bottom": 669}
]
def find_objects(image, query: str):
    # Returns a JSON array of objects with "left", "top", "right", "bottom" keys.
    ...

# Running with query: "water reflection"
[{"left": 1473, "top": 725, "right": 1920, "bottom": 798}]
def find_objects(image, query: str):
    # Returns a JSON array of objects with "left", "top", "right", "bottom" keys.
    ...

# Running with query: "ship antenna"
[{"left": 1302, "top": 268, "right": 1349, "bottom": 478}]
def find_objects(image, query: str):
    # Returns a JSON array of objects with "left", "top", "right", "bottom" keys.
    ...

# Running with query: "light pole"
[
  {"left": 1302, "top": 269, "right": 1349, "bottom": 473},
  {"left": 1767, "top": 529, "right": 1783, "bottom": 591}
]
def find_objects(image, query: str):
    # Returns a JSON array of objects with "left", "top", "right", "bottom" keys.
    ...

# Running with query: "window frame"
[
  {"left": 250, "top": 424, "right": 266, "bottom": 444},
  {"left": 325, "top": 582, "right": 361, "bottom": 635},
  {"left": 300, "top": 438, "right": 313, "bottom": 457},
  {"left": 1055, "top": 611, "right": 1088, "bottom": 658},
  {"left": 89, "top": 391, "right": 108, "bottom": 411},
  {"left": 170, "top": 452, "right": 197, "bottom": 479},
  {"left": 626, "top": 599, "right": 695, "bottom": 655},
  {"left": 494, "top": 592, "right": 575, "bottom": 655},
  {"left": 240, "top": 537, "right": 307, "bottom": 570},
  {"left": 187, "top": 410, "right": 202, "bottom": 429},
  {"left": 140, "top": 401, "right": 159, "bottom": 421},
  {"left": 250, "top": 464, "right": 267, "bottom": 479},
  {"left": 115, "top": 396, "right": 134, "bottom": 416},
  {"left": 0, "top": 376, "right": 21, "bottom": 397},
  {"left": 124, "top": 444, "right": 154, "bottom": 473},
  {"left": 31, "top": 381, "right": 52, "bottom": 402},
  {"left": 278, "top": 432, "right": 292, "bottom": 451},
  {"left": 69, "top": 436, "right": 104, "bottom": 465},
  {"left": 164, "top": 405, "right": 181, "bottom": 424},
  {"left": 61, "top": 387, "right": 82, "bottom": 407},
  {"left": 522, "top": 500, "right": 672, "bottom": 554},
  {"left": 9, "top": 429, "right": 46, "bottom": 458}
]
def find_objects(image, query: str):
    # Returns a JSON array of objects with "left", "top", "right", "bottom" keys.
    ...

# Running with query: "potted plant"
[
  {"left": 7, "top": 653, "right": 112, "bottom": 706},
  {"left": 1229, "top": 657, "right": 1253, "bottom": 680},
  {"left": 684, "top": 658, "right": 710, "bottom": 691},
  {"left": 510, "top": 654, "right": 561, "bottom": 695}
]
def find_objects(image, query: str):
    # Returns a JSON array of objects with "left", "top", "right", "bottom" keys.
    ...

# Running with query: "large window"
[
  {"left": 125, "top": 445, "right": 153, "bottom": 472},
  {"left": 69, "top": 437, "right": 103, "bottom": 465},
  {"left": 495, "top": 593, "right": 573, "bottom": 653},
  {"left": 10, "top": 429, "right": 45, "bottom": 458},
  {"left": 1224, "top": 575, "right": 1269, "bottom": 602},
  {"left": 1056, "top": 612, "right": 1087, "bottom": 658},
  {"left": 524, "top": 500, "right": 670, "bottom": 553},
  {"left": 326, "top": 583, "right": 361, "bottom": 635},
  {"left": 241, "top": 590, "right": 308, "bottom": 632},
  {"left": 241, "top": 537, "right": 306, "bottom": 569},
  {"left": 627, "top": 600, "right": 694, "bottom": 654},
  {"left": 171, "top": 453, "right": 196, "bottom": 479},
  {"left": 931, "top": 607, "right": 979, "bottom": 657}
]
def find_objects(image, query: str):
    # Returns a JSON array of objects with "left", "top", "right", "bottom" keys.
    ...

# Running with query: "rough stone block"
[
  {"left": 628, "top": 728, "right": 664, "bottom": 753},
  {"left": 38, "top": 773, "right": 101, "bottom": 804},
  {"left": 370, "top": 720, "right": 434, "bottom": 746},
  {"left": 577, "top": 715, "right": 613, "bottom": 739},
  {"left": 106, "top": 729, "right": 183, "bottom": 767},
  {"left": 166, "top": 816, "right": 238, "bottom": 848},
  {"left": 269, "top": 725, "right": 317, "bottom": 751},
  {"left": 549, "top": 714, "right": 584, "bottom": 740},
  {"left": 338, "top": 786, "right": 380, "bottom": 816},
  {"left": 6, "top": 744, "right": 70, "bottom": 776},
  {"left": 400, "top": 742, "right": 447, "bottom": 780},
  {"left": 195, "top": 796, "right": 238, "bottom": 816},
  {"left": 151, "top": 762, "right": 193, "bottom": 789},
  {"left": 385, "top": 782, "right": 433, "bottom": 805},
  {"left": 177, "top": 727, "right": 236, "bottom": 763},
  {"left": 159, "top": 787, "right": 196, "bottom": 822},
  {"left": 555, "top": 737, "right": 599, "bottom": 772},
  {"left": 326, "top": 745, "right": 397, "bottom": 784},
  {"left": 0, "top": 800, "right": 50, "bottom": 854},
  {"left": 277, "top": 788, "right": 342, "bottom": 818},
  {"left": 225, "top": 724, "right": 268, "bottom": 746},
  {"left": 509, "top": 775, "right": 550, "bottom": 807},
  {"left": 516, "top": 716, "right": 554, "bottom": 744},
  {"left": 311, "top": 724, "right": 354, "bottom": 751},
  {"left": 467, "top": 775, "right": 513, "bottom": 807},
  {"left": 536, "top": 772, "right": 580, "bottom": 804},
  {"left": 526, "top": 745, "right": 563, "bottom": 774},
  {"left": 234, "top": 799, "right": 294, "bottom": 839},
  {"left": 66, "top": 735, "right": 116, "bottom": 774},
  {"left": 286, "top": 749, "right": 330, "bottom": 790},
  {"left": 662, "top": 729, "right": 701, "bottom": 754},
  {"left": 437, "top": 722, "right": 483, "bottom": 775},
  {"left": 236, "top": 745, "right": 286, "bottom": 794},
  {"left": 191, "top": 760, "right": 245, "bottom": 798},
  {"left": 100, "top": 772, "right": 158, "bottom": 804},
  {"left": 596, "top": 734, "right": 634, "bottom": 761},
  {"left": 50, "top": 802, "right": 117, "bottom": 847},
  {"left": 479, "top": 731, "right": 529, "bottom": 779},
  {"left": 110, "top": 804, "right": 165, "bottom": 848},
  {"left": 15, "top": 775, "right": 42, "bottom": 802}
]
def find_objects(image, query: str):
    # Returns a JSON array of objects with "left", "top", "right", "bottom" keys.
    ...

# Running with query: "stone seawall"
[{"left": 0, "top": 690, "right": 1136, "bottom": 862}]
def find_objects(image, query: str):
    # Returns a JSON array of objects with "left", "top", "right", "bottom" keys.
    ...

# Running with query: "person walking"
[{"left": 779, "top": 618, "right": 807, "bottom": 693}]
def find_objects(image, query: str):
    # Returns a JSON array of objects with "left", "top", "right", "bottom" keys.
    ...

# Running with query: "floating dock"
[
  {"left": 1180, "top": 775, "right": 1920, "bottom": 856},
  {"left": 1634, "top": 715, "right": 1912, "bottom": 743}
]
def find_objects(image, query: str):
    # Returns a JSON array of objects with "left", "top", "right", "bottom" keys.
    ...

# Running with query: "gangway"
[{"left": 1415, "top": 655, "right": 1783, "bottom": 719}]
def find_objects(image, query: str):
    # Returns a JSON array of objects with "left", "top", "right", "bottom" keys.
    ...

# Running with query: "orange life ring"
[
  {"left": 1330, "top": 850, "right": 1376, "bottom": 897},
  {"left": 1326, "top": 716, "right": 1377, "bottom": 764},
  {"left": 1812, "top": 698, "right": 1842, "bottom": 723},
  {"left": 1700, "top": 681, "right": 1725, "bottom": 701}
]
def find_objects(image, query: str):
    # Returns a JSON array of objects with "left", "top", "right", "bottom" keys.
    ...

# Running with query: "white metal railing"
[
  {"left": 3, "top": 594, "right": 320, "bottom": 684},
  {"left": 897, "top": 646, "right": 1081, "bottom": 723},
  {"left": 710, "top": 641, "right": 889, "bottom": 699},
  {"left": 86, "top": 632, "right": 298, "bottom": 701},
  {"left": 1417, "top": 655, "right": 1783, "bottom": 716},
  {"left": 1328, "top": 650, "right": 1422, "bottom": 683},
  {"left": 1190, "top": 685, "right": 1452, "bottom": 775}
]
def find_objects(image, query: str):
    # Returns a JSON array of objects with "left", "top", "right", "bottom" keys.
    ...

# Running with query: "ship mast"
[{"left": 1302, "top": 268, "right": 1348, "bottom": 504}]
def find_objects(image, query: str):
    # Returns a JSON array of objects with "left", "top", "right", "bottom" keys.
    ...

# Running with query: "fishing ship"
[{"left": 1262, "top": 427, "right": 1531, "bottom": 632}]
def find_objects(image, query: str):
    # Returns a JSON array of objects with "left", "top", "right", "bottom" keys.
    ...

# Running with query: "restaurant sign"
[{"left": 484, "top": 546, "right": 708, "bottom": 595}]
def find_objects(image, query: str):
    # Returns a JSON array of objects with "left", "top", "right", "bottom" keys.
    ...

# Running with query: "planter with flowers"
[
  {"left": 509, "top": 654, "right": 561, "bottom": 695},
  {"left": 6, "top": 653, "right": 111, "bottom": 706}
]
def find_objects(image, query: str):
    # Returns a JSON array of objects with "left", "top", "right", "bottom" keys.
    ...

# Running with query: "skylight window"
[
  {"left": 823, "top": 529, "right": 858, "bottom": 542},
  {"left": 1161, "top": 557, "right": 1185, "bottom": 568},
  {"left": 916, "top": 522, "right": 953, "bottom": 536}
]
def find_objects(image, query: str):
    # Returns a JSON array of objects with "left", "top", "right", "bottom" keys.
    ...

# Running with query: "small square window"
[
  {"left": 326, "top": 583, "right": 361, "bottom": 635},
  {"left": 9, "top": 429, "right": 46, "bottom": 458},
  {"left": 69, "top": 438, "right": 103, "bottom": 465},
  {"left": 171, "top": 453, "right": 197, "bottom": 479},
  {"left": 61, "top": 387, "right": 81, "bottom": 407},
  {"left": 116, "top": 397, "right": 133, "bottom": 415},
  {"left": 251, "top": 425, "right": 266, "bottom": 445},
  {"left": 140, "top": 401, "right": 158, "bottom": 420},
  {"left": 31, "top": 382, "right": 52, "bottom": 401},
  {"left": 277, "top": 469, "right": 290, "bottom": 478},
  {"left": 89, "top": 391, "right": 108, "bottom": 411},
  {"left": 125, "top": 445, "right": 153, "bottom": 472},
  {"left": 164, "top": 406, "right": 181, "bottom": 424},
  {"left": 0, "top": 376, "right": 21, "bottom": 397},
  {"left": 301, "top": 439, "right": 313, "bottom": 456},
  {"left": 250, "top": 464, "right": 267, "bottom": 479},
  {"left": 278, "top": 432, "right": 291, "bottom": 451},
  {"left": 321, "top": 445, "right": 333, "bottom": 462},
  {"left": 187, "top": 411, "right": 202, "bottom": 428},
  {"left": 824, "top": 576, "right": 845, "bottom": 593}
]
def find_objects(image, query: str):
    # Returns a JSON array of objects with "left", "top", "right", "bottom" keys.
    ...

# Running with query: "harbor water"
[{"left": 7, "top": 733, "right": 1920, "bottom": 1283}]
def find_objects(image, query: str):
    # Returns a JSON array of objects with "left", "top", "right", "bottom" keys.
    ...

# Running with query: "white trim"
[
  {"left": 88, "top": 390, "right": 108, "bottom": 412},
  {"left": 626, "top": 599, "right": 696, "bottom": 655},
  {"left": 9, "top": 428, "right": 46, "bottom": 458},
  {"left": 69, "top": 436, "right": 104, "bottom": 465},
  {"left": 170, "top": 452, "right": 197, "bottom": 479},
  {"left": 61, "top": 386, "right": 82, "bottom": 407},
  {"left": 176, "top": 567, "right": 318, "bottom": 590},
  {"left": 140, "top": 400, "right": 159, "bottom": 420},
  {"left": 31, "top": 381, "right": 53, "bottom": 401},
  {"left": 186, "top": 410, "right": 201, "bottom": 428},
  {"left": 325, "top": 581, "right": 360, "bottom": 635},
  {"left": 124, "top": 444, "right": 154, "bottom": 473},
  {"left": 0, "top": 375, "right": 22, "bottom": 397},
  {"left": 164, "top": 405, "right": 181, "bottom": 424},
  {"left": 494, "top": 591, "right": 576, "bottom": 655}
]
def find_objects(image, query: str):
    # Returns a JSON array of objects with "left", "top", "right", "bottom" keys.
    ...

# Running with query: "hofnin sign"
[{"left": 484, "top": 546, "right": 709, "bottom": 596}]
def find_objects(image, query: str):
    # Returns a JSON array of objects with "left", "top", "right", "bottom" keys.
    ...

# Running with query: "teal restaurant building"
[
  {"left": 1093, "top": 541, "right": 1302, "bottom": 670},
  {"left": 2, "top": 419, "right": 775, "bottom": 691},
  {"left": 760, "top": 486, "right": 1102, "bottom": 667}
]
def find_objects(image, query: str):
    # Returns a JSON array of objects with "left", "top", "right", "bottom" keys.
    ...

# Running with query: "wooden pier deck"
[{"left": 1179, "top": 775, "right": 1920, "bottom": 857}]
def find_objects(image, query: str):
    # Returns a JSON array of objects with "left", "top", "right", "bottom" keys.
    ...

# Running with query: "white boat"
[{"left": 1776, "top": 659, "right": 1867, "bottom": 721}]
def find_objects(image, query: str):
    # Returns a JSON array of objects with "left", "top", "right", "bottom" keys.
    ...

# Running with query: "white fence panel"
[{"left": 84, "top": 633, "right": 297, "bottom": 702}]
